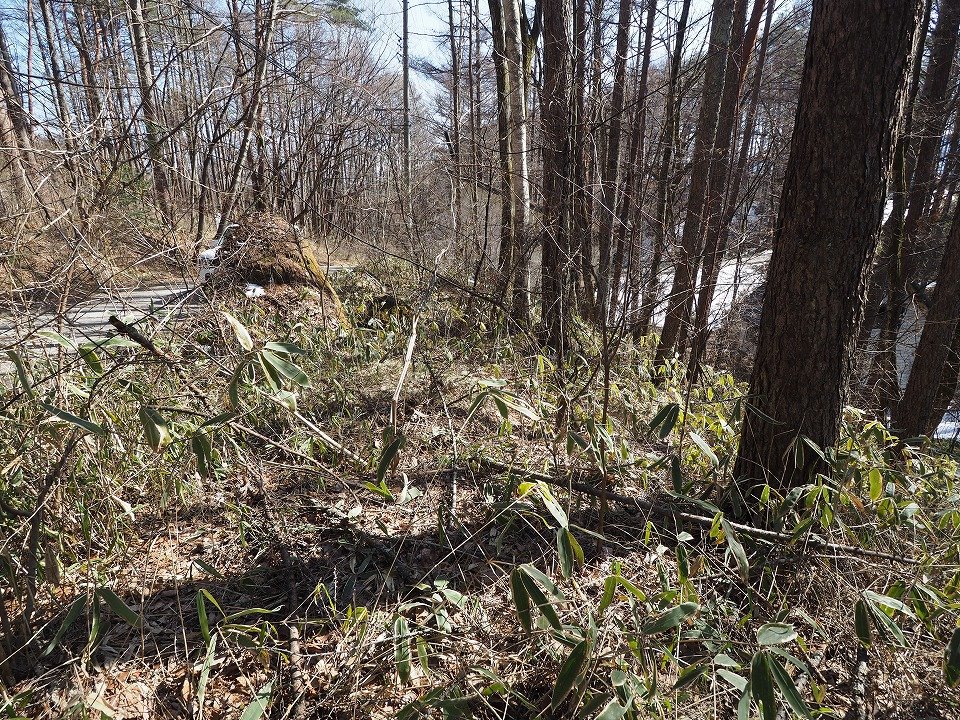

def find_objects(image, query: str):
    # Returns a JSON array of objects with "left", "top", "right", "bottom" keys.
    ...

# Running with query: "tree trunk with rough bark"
[{"left": 734, "top": 0, "right": 923, "bottom": 491}]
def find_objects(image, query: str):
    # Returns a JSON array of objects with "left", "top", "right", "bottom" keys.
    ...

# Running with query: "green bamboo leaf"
[
  {"left": 196, "top": 634, "right": 218, "bottom": 712},
  {"left": 550, "top": 639, "right": 592, "bottom": 712},
  {"left": 594, "top": 698, "right": 628, "bottom": 720},
  {"left": 717, "top": 668, "right": 748, "bottom": 692},
  {"left": 750, "top": 652, "right": 777, "bottom": 720},
  {"left": 196, "top": 591, "right": 211, "bottom": 644},
  {"left": 945, "top": 627, "right": 960, "bottom": 688},
  {"left": 757, "top": 622, "right": 798, "bottom": 647},
  {"left": 376, "top": 434, "right": 406, "bottom": 484},
  {"left": 262, "top": 341, "right": 306, "bottom": 355},
  {"left": 97, "top": 587, "right": 142, "bottom": 627},
  {"left": 767, "top": 654, "right": 811, "bottom": 718},
  {"left": 519, "top": 571, "right": 562, "bottom": 631},
  {"left": 393, "top": 616, "right": 411, "bottom": 684},
  {"left": 689, "top": 431, "right": 719, "bottom": 467},
  {"left": 649, "top": 403, "right": 680, "bottom": 438},
  {"left": 260, "top": 349, "right": 311, "bottom": 387},
  {"left": 518, "top": 563, "right": 562, "bottom": 598},
  {"left": 191, "top": 433, "right": 214, "bottom": 478},
  {"left": 510, "top": 568, "right": 532, "bottom": 633},
  {"left": 41, "top": 402, "right": 107, "bottom": 437},
  {"left": 673, "top": 662, "right": 708, "bottom": 690},
  {"left": 642, "top": 602, "right": 699, "bottom": 635},
  {"left": 223, "top": 311, "right": 253, "bottom": 351},
  {"left": 721, "top": 518, "right": 750, "bottom": 582},
  {"left": 139, "top": 405, "right": 171, "bottom": 452},
  {"left": 239, "top": 680, "right": 273, "bottom": 720},
  {"left": 854, "top": 599, "right": 872, "bottom": 647},
  {"left": 7, "top": 350, "right": 34, "bottom": 399},
  {"left": 868, "top": 468, "right": 883, "bottom": 503},
  {"left": 257, "top": 352, "right": 282, "bottom": 392},
  {"left": 43, "top": 594, "right": 87, "bottom": 656}
]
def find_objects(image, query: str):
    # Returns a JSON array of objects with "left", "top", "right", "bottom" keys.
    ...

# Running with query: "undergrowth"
[{"left": 1, "top": 263, "right": 958, "bottom": 719}]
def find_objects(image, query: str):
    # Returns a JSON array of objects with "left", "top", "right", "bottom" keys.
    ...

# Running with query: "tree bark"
[
  {"left": 655, "top": 0, "right": 735, "bottom": 365},
  {"left": 875, "top": 0, "right": 960, "bottom": 406},
  {"left": 541, "top": 0, "right": 573, "bottom": 355},
  {"left": 635, "top": 0, "right": 692, "bottom": 337},
  {"left": 896, "top": 204, "right": 960, "bottom": 435},
  {"left": 734, "top": 0, "right": 923, "bottom": 491}
]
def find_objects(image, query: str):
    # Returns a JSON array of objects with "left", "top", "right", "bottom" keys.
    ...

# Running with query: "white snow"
[
  {"left": 244, "top": 283, "right": 266, "bottom": 299},
  {"left": 934, "top": 411, "right": 960, "bottom": 440}
]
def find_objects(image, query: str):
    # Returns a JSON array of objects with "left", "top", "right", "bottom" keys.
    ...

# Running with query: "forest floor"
[{"left": 1, "top": 262, "right": 959, "bottom": 720}]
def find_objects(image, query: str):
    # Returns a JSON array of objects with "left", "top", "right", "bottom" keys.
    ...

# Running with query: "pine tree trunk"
[
  {"left": 734, "top": 0, "right": 923, "bottom": 491},
  {"left": 896, "top": 204, "right": 960, "bottom": 435}
]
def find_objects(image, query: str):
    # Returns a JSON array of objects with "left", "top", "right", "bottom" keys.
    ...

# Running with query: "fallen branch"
[{"left": 476, "top": 457, "right": 917, "bottom": 566}]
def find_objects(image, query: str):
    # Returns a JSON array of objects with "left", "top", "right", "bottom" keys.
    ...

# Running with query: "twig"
[{"left": 475, "top": 457, "right": 917, "bottom": 565}]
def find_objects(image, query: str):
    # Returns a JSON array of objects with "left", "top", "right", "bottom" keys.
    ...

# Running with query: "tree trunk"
[
  {"left": 635, "top": 0, "right": 692, "bottom": 337},
  {"left": 595, "top": 0, "right": 633, "bottom": 322},
  {"left": 541, "top": 0, "right": 573, "bottom": 355},
  {"left": 896, "top": 204, "right": 960, "bottom": 435},
  {"left": 503, "top": 0, "right": 532, "bottom": 320},
  {"left": 734, "top": 0, "right": 923, "bottom": 491},
  {"left": 654, "top": 0, "right": 735, "bottom": 365},
  {"left": 488, "top": 0, "right": 518, "bottom": 309},
  {"left": 687, "top": 0, "right": 765, "bottom": 379},
  {"left": 127, "top": 0, "right": 172, "bottom": 226},
  {"left": 610, "top": 0, "right": 657, "bottom": 324},
  {"left": 875, "top": 0, "right": 960, "bottom": 407}
]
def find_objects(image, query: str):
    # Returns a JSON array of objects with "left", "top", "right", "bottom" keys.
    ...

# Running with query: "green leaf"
[
  {"left": 262, "top": 341, "right": 306, "bottom": 356},
  {"left": 689, "top": 432, "right": 719, "bottom": 467},
  {"left": 78, "top": 345, "right": 104, "bottom": 376},
  {"left": 393, "top": 615, "right": 411, "bottom": 684},
  {"left": 557, "top": 529, "right": 582, "bottom": 579},
  {"left": 867, "top": 599, "right": 907, "bottom": 646},
  {"left": 239, "top": 680, "right": 273, "bottom": 720},
  {"left": 191, "top": 433, "right": 214, "bottom": 478},
  {"left": 196, "top": 634, "right": 218, "bottom": 711},
  {"left": 945, "top": 627, "right": 960, "bottom": 688},
  {"left": 259, "top": 349, "right": 311, "bottom": 387},
  {"left": 519, "top": 571, "right": 562, "bottom": 631},
  {"left": 7, "top": 350, "right": 34, "bottom": 398},
  {"left": 550, "top": 639, "right": 592, "bottom": 712},
  {"left": 594, "top": 698, "right": 628, "bottom": 720},
  {"left": 223, "top": 311, "right": 253, "bottom": 351},
  {"left": 737, "top": 682, "right": 752, "bottom": 720},
  {"left": 757, "top": 622, "right": 798, "bottom": 647},
  {"left": 720, "top": 518, "right": 750, "bottom": 582},
  {"left": 767, "top": 654, "right": 811, "bottom": 718},
  {"left": 717, "top": 668, "right": 748, "bottom": 692},
  {"left": 257, "top": 352, "right": 282, "bottom": 391},
  {"left": 868, "top": 468, "right": 883, "bottom": 503},
  {"left": 864, "top": 590, "right": 914, "bottom": 618},
  {"left": 196, "top": 591, "right": 211, "bottom": 644},
  {"left": 273, "top": 390, "right": 298, "bottom": 412},
  {"left": 43, "top": 594, "right": 87, "bottom": 656},
  {"left": 41, "top": 402, "right": 107, "bottom": 437},
  {"left": 518, "top": 563, "right": 562, "bottom": 598},
  {"left": 854, "top": 599, "right": 872, "bottom": 647},
  {"left": 97, "top": 587, "right": 142, "bottom": 627},
  {"left": 750, "top": 652, "right": 777, "bottom": 720},
  {"left": 649, "top": 403, "right": 680, "bottom": 438},
  {"left": 139, "top": 405, "right": 172, "bottom": 452},
  {"left": 642, "top": 602, "right": 699, "bottom": 635},
  {"left": 673, "top": 662, "right": 708, "bottom": 690},
  {"left": 376, "top": 434, "right": 406, "bottom": 484},
  {"left": 510, "top": 568, "right": 532, "bottom": 633}
]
